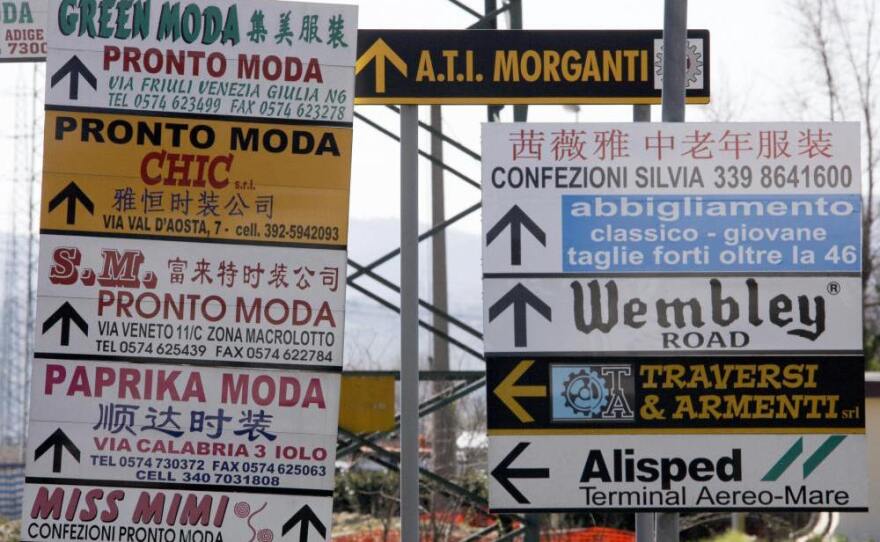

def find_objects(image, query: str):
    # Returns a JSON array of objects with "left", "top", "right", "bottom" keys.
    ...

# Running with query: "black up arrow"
[
  {"left": 50, "top": 56, "right": 97, "bottom": 100},
  {"left": 488, "top": 283, "right": 551, "bottom": 348},
  {"left": 42, "top": 302, "right": 88, "bottom": 346},
  {"left": 48, "top": 182, "right": 94, "bottom": 225},
  {"left": 486, "top": 205, "right": 546, "bottom": 266},
  {"left": 491, "top": 442, "right": 549, "bottom": 504},
  {"left": 34, "top": 428, "right": 80, "bottom": 473},
  {"left": 282, "top": 505, "right": 326, "bottom": 542}
]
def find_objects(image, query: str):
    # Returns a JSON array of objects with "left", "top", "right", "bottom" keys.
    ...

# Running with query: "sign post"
[
  {"left": 482, "top": 121, "right": 867, "bottom": 514},
  {"left": 24, "top": 2, "right": 357, "bottom": 541},
  {"left": 399, "top": 104, "right": 419, "bottom": 542}
]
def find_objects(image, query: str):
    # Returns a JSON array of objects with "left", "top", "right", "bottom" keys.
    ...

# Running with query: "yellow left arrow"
[
  {"left": 355, "top": 38, "right": 407, "bottom": 94},
  {"left": 493, "top": 359, "right": 547, "bottom": 423}
]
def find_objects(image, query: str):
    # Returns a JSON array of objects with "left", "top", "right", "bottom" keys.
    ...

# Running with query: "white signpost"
[{"left": 482, "top": 122, "right": 867, "bottom": 512}]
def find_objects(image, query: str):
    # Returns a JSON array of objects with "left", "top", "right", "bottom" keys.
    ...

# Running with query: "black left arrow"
[
  {"left": 491, "top": 442, "right": 549, "bottom": 505},
  {"left": 48, "top": 182, "right": 94, "bottom": 225},
  {"left": 488, "top": 283, "right": 551, "bottom": 348},
  {"left": 50, "top": 55, "right": 97, "bottom": 100},
  {"left": 282, "top": 505, "right": 326, "bottom": 542},
  {"left": 486, "top": 205, "right": 546, "bottom": 266},
  {"left": 34, "top": 428, "right": 80, "bottom": 473},
  {"left": 42, "top": 302, "right": 88, "bottom": 346}
]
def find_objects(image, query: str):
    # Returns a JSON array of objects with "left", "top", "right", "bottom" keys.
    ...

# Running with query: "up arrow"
[
  {"left": 493, "top": 360, "right": 546, "bottom": 423},
  {"left": 50, "top": 56, "right": 97, "bottom": 100},
  {"left": 491, "top": 442, "right": 549, "bottom": 504},
  {"left": 34, "top": 428, "right": 81, "bottom": 473},
  {"left": 42, "top": 302, "right": 88, "bottom": 346},
  {"left": 486, "top": 205, "right": 546, "bottom": 266},
  {"left": 282, "top": 505, "right": 326, "bottom": 542},
  {"left": 489, "top": 283, "right": 551, "bottom": 348},
  {"left": 355, "top": 38, "right": 407, "bottom": 94},
  {"left": 48, "top": 182, "right": 94, "bottom": 225}
]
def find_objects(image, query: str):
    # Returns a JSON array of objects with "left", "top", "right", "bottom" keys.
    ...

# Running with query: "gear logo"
[
  {"left": 652, "top": 38, "right": 705, "bottom": 90},
  {"left": 561, "top": 369, "right": 609, "bottom": 417},
  {"left": 551, "top": 364, "right": 635, "bottom": 421}
]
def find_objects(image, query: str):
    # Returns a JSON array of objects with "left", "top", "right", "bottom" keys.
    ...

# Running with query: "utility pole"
[
  {"left": 430, "top": 105, "right": 456, "bottom": 488},
  {"left": 658, "top": 0, "right": 688, "bottom": 537},
  {"left": 399, "top": 105, "right": 420, "bottom": 542}
]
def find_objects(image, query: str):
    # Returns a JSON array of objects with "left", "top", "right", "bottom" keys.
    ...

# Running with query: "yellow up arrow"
[
  {"left": 355, "top": 38, "right": 408, "bottom": 94},
  {"left": 493, "top": 359, "right": 547, "bottom": 424}
]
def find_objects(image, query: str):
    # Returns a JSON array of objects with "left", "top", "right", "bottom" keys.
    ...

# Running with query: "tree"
[{"left": 794, "top": 0, "right": 880, "bottom": 365}]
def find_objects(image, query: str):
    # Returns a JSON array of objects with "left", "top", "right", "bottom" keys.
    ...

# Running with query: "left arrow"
[
  {"left": 42, "top": 302, "right": 88, "bottom": 346},
  {"left": 491, "top": 442, "right": 549, "bottom": 505},
  {"left": 50, "top": 55, "right": 97, "bottom": 100},
  {"left": 48, "top": 181, "right": 94, "bottom": 225},
  {"left": 34, "top": 428, "right": 80, "bottom": 473},
  {"left": 493, "top": 360, "right": 546, "bottom": 424},
  {"left": 282, "top": 505, "right": 326, "bottom": 542}
]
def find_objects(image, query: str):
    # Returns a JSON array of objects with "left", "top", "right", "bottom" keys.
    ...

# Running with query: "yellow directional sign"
[
  {"left": 42, "top": 110, "right": 352, "bottom": 246},
  {"left": 340, "top": 375, "right": 396, "bottom": 433},
  {"left": 355, "top": 38, "right": 407, "bottom": 94},
  {"left": 493, "top": 360, "right": 547, "bottom": 423}
]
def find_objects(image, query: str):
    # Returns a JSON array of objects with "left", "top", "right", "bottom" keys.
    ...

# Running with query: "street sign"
[
  {"left": 24, "top": 1, "right": 357, "bottom": 540},
  {"left": 36, "top": 234, "right": 345, "bottom": 366},
  {"left": 487, "top": 356, "right": 865, "bottom": 431},
  {"left": 481, "top": 122, "right": 866, "bottom": 512},
  {"left": 355, "top": 30, "right": 709, "bottom": 105},
  {"left": 0, "top": 0, "right": 46, "bottom": 61},
  {"left": 483, "top": 276, "right": 862, "bottom": 354},
  {"left": 23, "top": 484, "right": 331, "bottom": 542},
  {"left": 28, "top": 359, "right": 339, "bottom": 490},
  {"left": 339, "top": 375, "right": 395, "bottom": 433},
  {"left": 489, "top": 434, "right": 867, "bottom": 512},
  {"left": 42, "top": 112, "right": 352, "bottom": 246},
  {"left": 482, "top": 122, "right": 862, "bottom": 274},
  {"left": 45, "top": 1, "right": 355, "bottom": 122}
]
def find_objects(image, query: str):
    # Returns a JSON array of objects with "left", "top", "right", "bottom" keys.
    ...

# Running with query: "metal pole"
[
  {"left": 658, "top": 0, "right": 687, "bottom": 538},
  {"left": 509, "top": 0, "right": 527, "bottom": 123},
  {"left": 662, "top": 0, "right": 687, "bottom": 123},
  {"left": 399, "top": 105, "right": 420, "bottom": 542},
  {"left": 430, "top": 105, "right": 456, "bottom": 488},
  {"left": 633, "top": 102, "right": 653, "bottom": 542}
]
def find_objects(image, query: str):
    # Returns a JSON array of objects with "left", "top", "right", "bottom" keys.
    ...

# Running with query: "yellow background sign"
[
  {"left": 339, "top": 375, "right": 395, "bottom": 433},
  {"left": 42, "top": 110, "right": 352, "bottom": 246}
]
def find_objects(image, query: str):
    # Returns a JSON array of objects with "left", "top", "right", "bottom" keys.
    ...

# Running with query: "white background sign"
[
  {"left": 23, "top": 484, "right": 331, "bottom": 542},
  {"left": 36, "top": 234, "right": 345, "bottom": 366},
  {"left": 488, "top": 434, "right": 867, "bottom": 511},
  {"left": 27, "top": 359, "right": 338, "bottom": 490},
  {"left": 483, "top": 276, "right": 861, "bottom": 354},
  {"left": 45, "top": 0, "right": 357, "bottom": 122}
]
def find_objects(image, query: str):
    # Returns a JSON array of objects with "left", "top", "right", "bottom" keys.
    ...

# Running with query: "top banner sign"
[
  {"left": 354, "top": 29, "right": 709, "bottom": 105},
  {"left": 45, "top": 0, "right": 357, "bottom": 123}
]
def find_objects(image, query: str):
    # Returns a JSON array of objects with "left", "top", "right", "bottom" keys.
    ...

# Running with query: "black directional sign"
[
  {"left": 355, "top": 29, "right": 710, "bottom": 105},
  {"left": 49, "top": 56, "right": 97, "bottom": 100},
  {"left": 490, "top": 442, "right": 549, "bottom": 504},
  {"left": 486, "top": 356, "right": 866, "bottom": 431},
  {"left": 283, "top": 505, "right": 327, "bottom": 542},
  {"left": 486, "top": 205, "right": 546, "bottom": 266},
  {"left": 48, "top": 182, "right": 93, "bottom": 225},
  {"left": 488, "top": 283, "right": 551, "bottom": 348},
  {"left": 41, "top": 302, "right": 88, "bottom": 346},
  {"left": 34, "top": 428, "right": 80, "bottom": 473}
]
